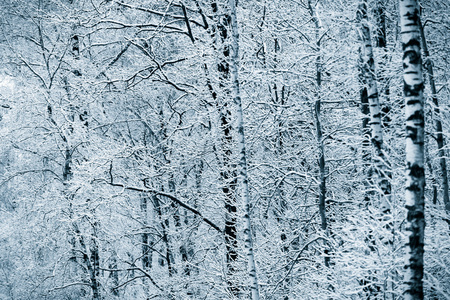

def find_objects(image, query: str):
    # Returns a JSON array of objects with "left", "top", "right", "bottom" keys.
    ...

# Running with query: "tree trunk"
[
  {"left": 141, "top": 196, "right": 152, "bottom": 271},
  {"left": 357, "top": 0, "right": 391, "bottom": 215},
  {"left": 109, "top": 253, "right": 119, "bottom": 297},
  {"left": 373, "top": 0, "right": 392, "bottom": 129},
  {"left": 399, "top": 1, "right": 425, "bottom": 298},
  {"left": 89, "top": 217, "right": 100, "bottom": 300},
  {"left": 419, "top": 17, "right": 450, "bottom": 215},
  {"left": 358, "top": 50, "right": 373, "bottom": 206},
  {"left": 357, "top": 2, "right": 396, "bottom": 297},
  {"left": 308, "top": 0, "right": 331, "bottom": 269},
  {"left": 210, "top": 0, "right": 240, "bottom": 296},
  {"left": 228, "top": 0, "right": 260, "bottom": 298},
  {"left": 152, "top": 194, "right": 174, "bottom": 276}
]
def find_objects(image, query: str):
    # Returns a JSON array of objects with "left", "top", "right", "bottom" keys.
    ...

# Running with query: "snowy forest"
[{"left": 0, "top": 0, "right": 448, "bottom": 299}]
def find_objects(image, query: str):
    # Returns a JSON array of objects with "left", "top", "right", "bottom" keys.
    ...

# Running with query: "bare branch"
[
  {"left": 115, "top": 1, "right": 205, "bottom": 28},
  {"left": 181, "top": 2, "right": 195, "bottom": 43},
  {"left": 101, "top": 179, "right": 222, "bottom": 233}
]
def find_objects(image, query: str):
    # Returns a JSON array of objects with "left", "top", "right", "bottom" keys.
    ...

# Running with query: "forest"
[{"left": 0, "top": 0, "right": 448, "bottom": 299}]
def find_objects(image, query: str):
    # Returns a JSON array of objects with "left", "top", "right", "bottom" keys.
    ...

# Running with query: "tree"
[
  {"left": 308, "top": 0, "right": 331, "bottom": 269},
  {"left": 399, "top": 0, "right": 425, "bottom": 298},
  {"left": 357, "top": 0, "right": 391, "bottom": 216},
  {"left": 419, "top": 15, "right": 450, "bottom": 217},
  {"left": 356, "top": 1, "right": 394, "bottom": 296},
  {"left": 228, "top": 0, "right": 260, "bottom": 297}
]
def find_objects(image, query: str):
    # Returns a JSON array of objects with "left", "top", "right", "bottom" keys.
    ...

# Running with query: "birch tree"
[
  {"left": 399, "top": 0, "right": 425, "bottom": 298},
  {"left": 357, "top": 0, "right": 391, "bottom": 215},
  {"left": 356, "top": 2, "right": 395, "bottom": 296}
]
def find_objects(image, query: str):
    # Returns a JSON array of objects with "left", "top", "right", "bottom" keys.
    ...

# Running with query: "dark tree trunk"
[
  {"left": 419, "top": 17, "right": 450, "bottom": 215},
  {"left": 210, "top": 0, "right": 240, "bottom": 296}
]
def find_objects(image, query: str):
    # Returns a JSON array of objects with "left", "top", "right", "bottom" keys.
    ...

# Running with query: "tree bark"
[
  {"left": 152, "top": 194, "right": 174, "bottom": 276},
  {"left": 357, "top": 0, "right": 391, "bottom": 215},
  {"left": 373, "top": 0, "right": 392, "bottom": 129},
  {"left": 308, "top": 0, "right": 331, "bottom": 268},
  {"left": 358, "top": 2, "right": 395, "bottom": 297},
  {"left": 399, "top": 1, "right": 425, "bottom": 298},
  {"left": 358, "top": 49, "right": 373, "bottom": 205},
  {"left": 210, "top": 0, "right": 240, "bottom": 296},
  {"left": 228, "top": 0, "right": 261, "bottom": 298},
  {"left": 419, "top": 17, "right": 450, "bottom": 215},
  {"left": 141, "top": 196, "right": 153, "bottom": 271}
]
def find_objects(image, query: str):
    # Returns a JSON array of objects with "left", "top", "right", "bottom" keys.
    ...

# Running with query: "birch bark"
[
  {"left": 357, "top": 1, "right": 391, "bottom": 214},
  {"left": 357, "top": 3, "right": 394, "bottom": 296},
  {"left": 358, "top": 49, "right": 373, "bottom": 206},
  {"left": 209, "top": 1, "right": 240, "bottom": 294},
  {"left": 399, "top": 0, "right": 425, "bottom": 298}
]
